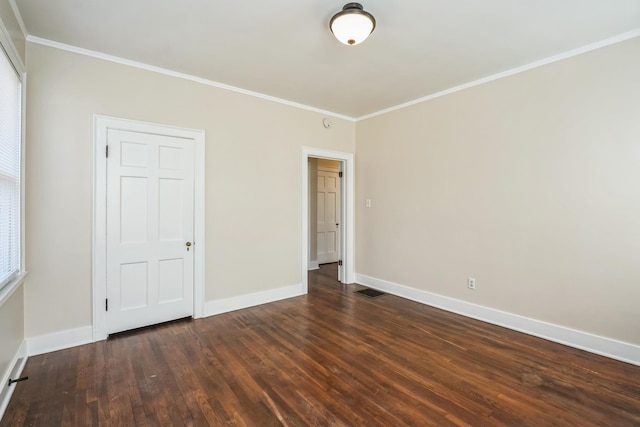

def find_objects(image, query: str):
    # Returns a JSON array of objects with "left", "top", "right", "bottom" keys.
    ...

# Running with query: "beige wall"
[
  {"left": 356, "top": 37, "right": 640, "bottom": 345},
  {"left": 0, "top": 286, "right": 24, "bottom": 379},
  {"left": 19, "top": 33, "right": 640, "bottom": 349},
  {"left": 24, "top": 42, "right": 355, "bottom": 337},
  {"left": 0, "top": 0, "right": 25, "bottom": 63}
]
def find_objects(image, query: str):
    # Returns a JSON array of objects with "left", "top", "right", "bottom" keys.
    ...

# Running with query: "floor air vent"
[{"left": 355, "top": 288, "right": 386, "bottom": 298}]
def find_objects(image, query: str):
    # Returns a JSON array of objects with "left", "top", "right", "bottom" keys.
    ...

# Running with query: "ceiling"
[{"left": 13, "top": 0, "right": 640, "bottom": 118}]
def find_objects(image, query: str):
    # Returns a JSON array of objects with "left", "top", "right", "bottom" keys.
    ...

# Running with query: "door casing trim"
[
  {"left": 302, "top": 147, "right": 354, "bottom": 292},
  {"left": 92, "top": 115, "right": 205, "bottom": 341}
]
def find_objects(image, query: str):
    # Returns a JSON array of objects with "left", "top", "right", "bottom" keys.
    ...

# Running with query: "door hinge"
[
  {"left": 105, "top": 298, "right": 108, "bottom": 311},
  {"left": 339, "top": 171, "right": 343, "bottom": 178},
  {"left": 105, "top": 145, "right": 109, "bottom": 158},
  {"left": 338, "top": 260, "right": 343, "bottom": 266}
]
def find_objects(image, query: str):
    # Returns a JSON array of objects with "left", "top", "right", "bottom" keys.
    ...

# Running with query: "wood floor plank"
[{"left": 2, "top": 263, "right": 639, "bottom": 426}]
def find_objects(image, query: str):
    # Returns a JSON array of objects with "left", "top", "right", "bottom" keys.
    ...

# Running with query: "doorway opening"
[
  {"left": 301, "top": 147, "right": 354, "bottom": 293},
  {"left": 309, "top": 158, "right": 341, "bottom": 271}
]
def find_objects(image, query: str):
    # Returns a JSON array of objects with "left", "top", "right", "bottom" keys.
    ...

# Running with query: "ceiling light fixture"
[{"left": 329, "top": 3, "right": 376, "bottom": 46}]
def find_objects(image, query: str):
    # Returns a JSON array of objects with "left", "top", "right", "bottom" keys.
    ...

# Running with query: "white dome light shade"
[{"left": 330, "top": 3, "right": 376, "bottom": 46}]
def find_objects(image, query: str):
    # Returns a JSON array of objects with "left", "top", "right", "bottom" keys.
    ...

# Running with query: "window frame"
[{"left": 0, "top": 18, "right": 26, "bottom": 306}]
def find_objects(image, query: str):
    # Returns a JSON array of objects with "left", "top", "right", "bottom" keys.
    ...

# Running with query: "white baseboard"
[
  {"left": 0, "top": 340, "right": 27, "bottom": 421},
  {"left": 308, "top": 261, "right": 319, "bottom": 271},
  {"left": 355, "top": 273, "right": 640, "bottom": 366},
  {"left": 24, "top": 284, "right": 302, "bottom": 356},
  {"left": 27, "top": 326, "right": 93, "bottom": 357},
  {"left": 204, "top": 284, "right": 303, "bottom": 317}
]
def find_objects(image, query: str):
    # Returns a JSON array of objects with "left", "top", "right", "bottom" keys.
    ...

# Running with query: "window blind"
[{"left": 0, "top": 46, "right": 21, "bottom": 289}]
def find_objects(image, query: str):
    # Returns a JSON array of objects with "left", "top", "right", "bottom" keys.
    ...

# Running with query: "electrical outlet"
[{"left": 468, "top": 277, "right": 476, "bottom": 290}]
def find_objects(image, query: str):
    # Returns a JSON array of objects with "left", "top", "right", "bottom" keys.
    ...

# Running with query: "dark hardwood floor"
[{"left": 2, "top": 263, "right": 639, "bottom": 426}]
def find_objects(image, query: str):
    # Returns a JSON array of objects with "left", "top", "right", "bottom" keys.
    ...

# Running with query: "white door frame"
[
  {"left": 302, "top": 147, "right": 354, "bottom": 292},
  {"left": 93, "top": 115, "right": 205, "bottom": 341}
]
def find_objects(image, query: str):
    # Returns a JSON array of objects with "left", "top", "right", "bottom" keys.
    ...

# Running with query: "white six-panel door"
[
  {"left": 317, "top": 169, "right": 340, "bottom": 264},
  {"left": 106, "top": 129, "right": 195, "bottom": 334}
]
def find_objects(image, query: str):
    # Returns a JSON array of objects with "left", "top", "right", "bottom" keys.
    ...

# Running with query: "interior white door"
[
  {"left": 317, "top": 169, "right": 340, "bottom": 264},
  {"left": 106, "top": 129, "right": 195, "bottom": 334}
]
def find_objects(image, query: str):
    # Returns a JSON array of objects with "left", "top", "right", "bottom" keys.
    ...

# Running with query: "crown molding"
[
  {"left": 8, "top": 0, "right": 27, "bottom": 40},
  {"left": 26, "top": 36, "right": 356, "bottom": 122},
  {"left": 0, "top": 16, "right": 24, "bottom": 73},
  {"left": 24, "top": 26, "right": 640, "bottom": 124},
  {"left": 357, "top": 28, "right": 640, "bottom": 121}
]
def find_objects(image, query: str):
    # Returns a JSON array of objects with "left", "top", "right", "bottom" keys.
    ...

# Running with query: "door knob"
[{"left": 186, "top": 241, "right": 192, "bottom": 251}]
